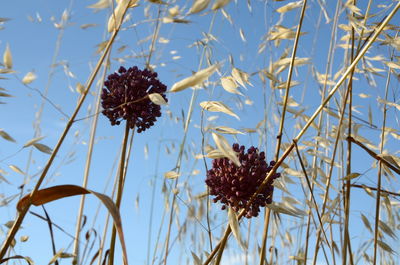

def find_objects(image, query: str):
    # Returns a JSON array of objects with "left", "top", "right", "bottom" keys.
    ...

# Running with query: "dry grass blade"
[
  {"left": 22, "top": 72, "right": 37, "bottom": 84},
  {"left": 16, "top": 185, "right": 129, "bottom": 265},
  {"left": 148, "top": 93, "right": 168, "bottom": 105},
  {"left": 0, "top": 255, "right": 33, "bottom": 265},
  {"left": 88, "top": 0, "right": 110, "bottom": 9},
  {"left": 33, "top": 143, "right": 53, "bottom": 154},
  {"left": 0, "top": 129, "right": 16, "bottom": 142},
  {"left": 211, "top": 0, "right": 231, "bottom": 10},
  {"left": 200, "top": 101, "right": 239, "bottom": 120},
  {"left": 3, "top": 43, "right": 12, "bottom": 69},
  {"left": 231, "top": 68, "right": 251, "bottom": 88},
  {"left": 211, "top": 132, "right": 240, "bottom": 166},
  {"left": 48, "top": 249, "right": 75, "bottom": 265},
  {"left": 170, "top": 63, "right": 219, "bottom": 92},
  {"left": 191, "top": 251, "right": 202, "bottom": 265},
  {"left": 276, "top": 1, "right": 303, "bottom": 13},
  {"left": 205, "top": 149, "right": 225, "bottom": 159},
  {"left": 340, "top": 172, "right": 361, "bottom": 181},
  {"left": 213, "top": 126, "right": 245, "bottom": 135},
  {"left": 220, "top": 76, "right": 243, "bottom": 96},
  {"left": 189, "top": 0, "right": 211, "bottom": 14},
  {"left": 164, "top": 171, "right": 180, "bottom": 179},
  {"left": 9, "top": 165, "right": 26, "bottom": 176},
  {"left": 23, "top": 136, "right": 46, "bottom": 148},
  {"left": 228, "top": 207, "right": 246, "bottom": 249}
]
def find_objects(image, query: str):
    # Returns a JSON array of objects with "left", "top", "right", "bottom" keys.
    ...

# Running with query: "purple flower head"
[
  {"left": 205, "top": 143, "right": 280, "bottom": 218},
  {"left": 101, "top": 66, "right": 168, "bottom": 133}
]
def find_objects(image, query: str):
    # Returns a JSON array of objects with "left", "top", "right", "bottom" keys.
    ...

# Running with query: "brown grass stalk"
[
  {"left": 304, "top": 1, "right": 342, "bottom": 262},
  {"left": 311, "top": 40, "right": 357, "bottom": 265},
  {"left": 73, "top": 48, "right": 111, "bottom": 265},
  {"left": 372, "top": 59, "right": 392, "bottom": 265},
  {"left": 343, "top": 2, "right": 373, "bottom": 262},
  {"left": 294, "top": 141, "right": 330, "bottom": 247},
  {"left": 259, "top": 1, "right": 308, "bottom": 265}
]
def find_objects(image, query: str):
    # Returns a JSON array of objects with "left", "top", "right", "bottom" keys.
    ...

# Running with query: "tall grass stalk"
[
  {"left": 259, "top": 1, "right": 307, "bottom": 264},
  {"left": 73, "top": 53, "right": 111, "bottom": 265},
  {"left": 304, "top": 1, "right": 341, "bottom": 261},
  {"left": 108, "top": 123, "right": 132, "bottom": 265},
  {"left": 162, "top": 11, "right": 217, "bottom": 265},
  {"left": 372, "top": 59, "right": 392, "bottom": 265}
]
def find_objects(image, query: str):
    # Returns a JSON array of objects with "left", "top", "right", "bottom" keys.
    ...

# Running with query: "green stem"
[{"left": 108, "top": 123, "right": 132, "bottom": 265}]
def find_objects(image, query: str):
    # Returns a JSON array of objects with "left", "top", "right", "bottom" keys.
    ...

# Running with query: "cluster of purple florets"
[
  {"left": 101, "top": 66, "right": 167, "bottom": 133},
  {"left": 206, "top": 144, "right": 280, "bottom": 218}
]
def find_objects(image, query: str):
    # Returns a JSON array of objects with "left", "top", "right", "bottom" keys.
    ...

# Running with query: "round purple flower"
[
  {"left": 205, "top": 144, "right": 280, "bottom": 218},
  {"left": 101, "top": 66, "right": 168, "bottom": 133}
]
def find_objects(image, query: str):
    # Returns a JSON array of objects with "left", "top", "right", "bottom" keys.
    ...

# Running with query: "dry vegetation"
[{"left": 1, "top": 0, "right": 400, "bottom": 264}]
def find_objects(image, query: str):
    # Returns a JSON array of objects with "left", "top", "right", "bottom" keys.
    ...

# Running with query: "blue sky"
[{"left": 1, "top": 1, "right": 400, "bottom": 265}]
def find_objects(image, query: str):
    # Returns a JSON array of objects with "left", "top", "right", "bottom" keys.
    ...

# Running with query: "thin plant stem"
[
  {"left": 146, "top": 6, "right": 162, "bottom": 69},
  {"left": 20, "top": 2, "right": 70, "bottom": 199},
  {"left": 29, "top": 210, "right": 76, "bottom": 239},
  {"left": 343, "top": 15, "right": 355, "bottom": 265},
  {"left": 294, "top": 141, "right": 330, "bottom": 247},
  {"left": 162, "top": 12, "right": 217, "bottom": 265},
  {"left": 150, "top": 207, "right": 167, "bottom": 265},
  {"left": 304, "top": 1, "right": 341, "bottom": 262},
  {"left": 97, "top": 152, "right": 123, "bottom": 265},
  {"left": 372, "top": 58, "right": 392, "bottom": 265},
  {"left": 311, "top": 49, "right": 355, "bottom": 265},
  {"left": 0, "top": 15, "right": 125, "bottom": 260},
  {"left": 42, "top": 206, "right": 59, "bottom": 265},
  {"left": 343, "top": 2, "right": 373, "bottom": 262},
  {"left": 202, "top": 4, "right": 400, "bottom": 263},
  {"left": 146, "top": 137, "right": 163, "bottom": 265},
  {"left": 108, "top": 123, "right": 132, "bottom": 265},
  {"left": 200, "top": 110, "right": 213, "bottom": 251},
  {"left": 259, "top": 1, "right": 308, "bottom": 264},
  {"left": 73, "top": 46, "right": 111, "bottom": 265}
]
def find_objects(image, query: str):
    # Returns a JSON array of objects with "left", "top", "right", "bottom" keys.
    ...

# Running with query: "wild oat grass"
[{"left": 1, "top": 1, "right": 400, "bottom": 265}]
